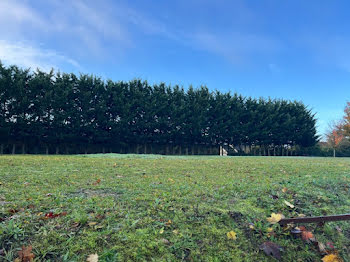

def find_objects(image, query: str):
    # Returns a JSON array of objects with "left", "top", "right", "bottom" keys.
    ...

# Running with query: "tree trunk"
[
  {"left": 55, "top": 146, "right": 59, "bottom": 154},
  {"left": 144, "top": 144, "right": 147, "bottom": 154},
  {"left": 45, "top": 146, "right": 49, "bottom": 155},
  {"left": 102, "top": 147, "right": 105, "bottom": 154},
  {"left": 21, "top": 143, "right": 25, "bottom": 154},
  {"left": 191, "top": 146, "right": 195, "bottom": 155},
  {"left": 179, "top": 145, "right": 182, "bottom": 155},
  {"left": 185, "top": 147, "right": 189, "bottom": 155},
  {"left": 333, "top": 148, "right": 336, "bottom": 158},
  {"left": 166, "top": 145, "right": 169, "bottom": 155},
  {"left": 273, "top": 147, "right": 276, "bottom": 156},
  {"left": 0, "top": 144, "right": 3, "bottom": 154}
]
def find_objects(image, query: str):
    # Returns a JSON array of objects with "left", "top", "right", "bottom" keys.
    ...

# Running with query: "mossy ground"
[{"left": 1, "top": 155, "right": 350, "bottom": 261}]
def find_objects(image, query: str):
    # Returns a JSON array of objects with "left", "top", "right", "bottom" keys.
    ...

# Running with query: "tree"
[
  {"left": 326, "top": 121, "right": 344, "bottom": 157},
  {"left": 343, "top": 102, "right": 350, "bottom": 138}
]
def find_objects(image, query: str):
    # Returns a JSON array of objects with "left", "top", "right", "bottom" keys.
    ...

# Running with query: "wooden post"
[{"left": 280, "top": 214, "right": 350, "bottom": 225}]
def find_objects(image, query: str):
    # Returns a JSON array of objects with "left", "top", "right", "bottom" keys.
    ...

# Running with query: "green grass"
[{"left": 1, "top": 155, "right": 350, "bottom": 261}]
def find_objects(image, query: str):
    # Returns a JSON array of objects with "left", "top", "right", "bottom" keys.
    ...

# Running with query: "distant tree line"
[{"left": 0, "top": 62, "right": 318, "bottom": 155}]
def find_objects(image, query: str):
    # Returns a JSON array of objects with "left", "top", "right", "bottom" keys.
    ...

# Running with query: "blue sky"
[{"left": 1, "top": 0, "right": 349, "bottom": 138}]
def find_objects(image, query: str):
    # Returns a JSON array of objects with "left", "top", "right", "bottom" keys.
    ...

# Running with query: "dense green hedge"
[{"left": 0, "top": 62, "right": 318, "bottom": 154}]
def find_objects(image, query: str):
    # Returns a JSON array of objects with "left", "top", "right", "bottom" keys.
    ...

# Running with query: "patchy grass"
[{"left": 1, "top": 155, "right": 350, "bottom": 261}]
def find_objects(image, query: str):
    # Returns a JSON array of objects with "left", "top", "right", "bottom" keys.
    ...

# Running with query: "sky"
[{"left": 1, "top": 0, "right": 349, "bottom": 138}]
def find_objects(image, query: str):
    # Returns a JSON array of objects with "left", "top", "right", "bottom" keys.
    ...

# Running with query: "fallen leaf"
[
  {"left": 267, "top": 213, "right": 284, "bottom": 224},
  {"left": 291, "top": 227, "right": 302, "bottom": 235},
  {"left": 260, "top": 241, "right": 282, "bottom": 260},
  {"left": 161, "top": 238, "right": 170, "bottom": 244},
  {"left": 226, "top": 230, "right": 237, "bottom": 240},
  {"left": 93, "top": 179, "right": 101, "bottom": 185},
  {"left": 327, "top": 242, "right": 335, "bottom": 249},
  {"left": 88, "top": 222, "right": 97, "bottom": 227},
  {"left": 335, "top": 226, "right": 342, "bottom": 233},
  {"left": 317, "top": 242, "right": 327, "bottom": 255},
  {"left": 17, "top": 245, "right": 35, "bottom": 262},
  {"left": 87, "top": 253, "right": 99, "bottom": 262},
  {"left": 283, "top": 200, "right": 295, "bottom": 208},
  {"left": 165, "top": 219, "right": 172, "bottom": 226},
  {"left": 322, "top": 253, "right": 343, "bottom": 262},
  {"left": 282, "top": 187, "right": 288, "bottom": 193},
  {"left": 172, "top": 229, "right": 179, "bottom": 235},
  {"left": 159, "top": 228, "right": 164, "bottom": 234},
  {"left": 44, "top": 212, "right": 67, "bottom": 219},
  {"left": 301, "top": 230, "right": 315, "bottom": 242}
]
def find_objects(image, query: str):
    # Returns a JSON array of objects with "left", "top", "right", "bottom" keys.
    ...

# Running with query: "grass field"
[{"left": 1, "top": 155, "right": 350, "bottom": 261}]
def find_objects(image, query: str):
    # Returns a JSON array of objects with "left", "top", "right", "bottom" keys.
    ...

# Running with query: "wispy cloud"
[
  {"left": 0, "top": 40, "right": 80, "bottom": 71},
  {"left": 190, "top": 32, "right": 281, "bottom": 65}
]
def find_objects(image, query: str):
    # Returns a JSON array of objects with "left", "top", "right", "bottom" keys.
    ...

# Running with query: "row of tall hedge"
[{"left": 0, "top": 63, "right": 318, "bottom": 154}]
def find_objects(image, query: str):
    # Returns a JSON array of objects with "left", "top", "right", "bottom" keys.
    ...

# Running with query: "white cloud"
[
  {"left": 0, "top": 40, "right": 80, "bottom": 71},
  {"left": 0, "top": 0, "right": 47, "bottom": 30}
]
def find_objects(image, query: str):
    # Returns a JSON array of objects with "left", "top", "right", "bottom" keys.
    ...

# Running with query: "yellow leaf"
[
  {"left": 284, "top": 200, "right": 295, "bottom": 208},
  {"left": 88, "top": 222, "right": 97, "bottom": 227},
  {"left": 249, "top": 224, "right": 255, "bottom": 230},
  {"left": 267, "top": 213, "right": 284, "bottom": 224},
  {"left": 87, "top": 253, "right": 99, "bottom": 262},
  {"left": 159, "top": 228, "right": 164, "bottom": 234},
  {"left": 282, "top": 187, "right": 288, "bottom": 193},
  {"left": 322, "top": 253, "right": 343, "bottom": 262},
  {"left": 226, "top": 230, "right": 237, "bottom": 240},
  {"left": 267, "top": 227, "right": 274, "bottom": 232},
  {"left": 172, "top": 229, "right": 179, "bottom": 235},
  {"left": 168, "top": 178, "right": 174, "bottom": 183}
]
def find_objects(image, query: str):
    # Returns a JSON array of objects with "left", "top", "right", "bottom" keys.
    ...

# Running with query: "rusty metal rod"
[{"left": 279, "top": 213, "right": 350, "bottom": 225}]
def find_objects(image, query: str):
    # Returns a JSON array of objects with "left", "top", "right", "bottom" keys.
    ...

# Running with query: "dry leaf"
[
  {"left": 18, "top": 245, "right": 35, "bottom": 262},
  {"left": 226, "top": 231, "right": 237, "bottom": 240},
  {"left": 301, "top": 230, "right": 315, "bottom": 242},
  {"left": 322, "top": 253, "right": 343, "bottom": 262},
  {"left": 283, "top": 200, "right": 295, "bottom": 208},
  {"left": 88, "top": 222, "right": 97, "bottom": 227},
  {"left": 267, "top": 213, "right": 284, "bottom": 224},
  {"left": 159, "top": 228, "right": 164, "bottom": 234},
  {"left": 317, "top": 242, "right": 327, "bottom": 255},
  {"left": 282, "top": 187, "right": 288, "bottom": 193},
  {"left": 161, "top": 238, "right": 170, "bottom": 245},
  {"left": 93, "top": 179, "right": 101, "bottom": 185},
  {"left": 260, "top": 241, "right": 282, "bottom": 260},
  {"left": 87, "top": 253, "right": 99, "bottom": 262}
]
